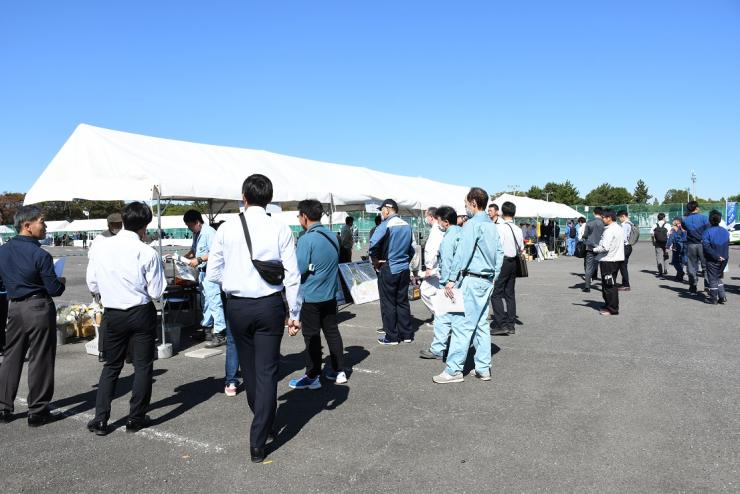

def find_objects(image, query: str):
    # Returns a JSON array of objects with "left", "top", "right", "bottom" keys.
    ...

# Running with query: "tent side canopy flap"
[{"left": 24, "top": 124, "right": 469, "bottom": 212}]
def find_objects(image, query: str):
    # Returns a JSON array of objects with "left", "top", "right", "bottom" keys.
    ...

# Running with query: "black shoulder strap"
[
  {"left": 506, "top": 223, "right": 522, "bottom": 251},
  {"left": 313, "top": 229, "right": 339, "bottom": 254},
  {"left": 238, "top": 212, "right": 254, "bottom": 260}
]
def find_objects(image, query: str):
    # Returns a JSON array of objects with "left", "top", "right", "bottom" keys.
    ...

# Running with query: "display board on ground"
[{"left": 338, "top": 261, "right": 379, "bottom": 304}]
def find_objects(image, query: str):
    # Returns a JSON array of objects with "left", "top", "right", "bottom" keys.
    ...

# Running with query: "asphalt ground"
[{"left": 2, "top": 244, "right": 739, "bottom": 493}]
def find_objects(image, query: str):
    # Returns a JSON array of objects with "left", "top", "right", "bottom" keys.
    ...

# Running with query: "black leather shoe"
[
  {"left": 28, "top": 411, "right": 59, "bottom": 427},
  {"left": 490, "top": 328, "right": 510, "bottom": 336},
  {"left": 0, "top": 409, "right": 13, "bottom": 423},
  {"left": 250, "top": 447, "right": 266, "bottom": 463},
  {"left": 87, "top": 419, "right": 109, "bottom": 436},
  {"left": 205, "top": 333, "right": 226, "bottom": 348},
  {"left": 125, "top": 415, "right": 152, "bottom": 433}
]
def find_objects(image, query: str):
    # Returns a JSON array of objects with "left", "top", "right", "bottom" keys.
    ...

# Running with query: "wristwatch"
[{"left": 196, "top": 256, "right": 204, "bottom": 265}]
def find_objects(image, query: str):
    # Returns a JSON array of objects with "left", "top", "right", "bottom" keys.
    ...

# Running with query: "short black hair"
[
  {"left": 579, "top": 217, "right": 586, "bottom": 223},
  {"left": 298, "top": 199, "right": 323, "bottom": 222},
  {"left": 183, "top": 209, "right": 204, "bottom": 224},
  {"left": 593, "top": 207, "right": 604, "bottom": 216},
  {"left": 501, "top": 201, "right": 516, "bottom": 218},
  {"left": 602, "top": 208, "right": 617, "bottom": 221},
  {"left": 709, "top": 210, "right": 722, "bottom": 226},
  {"left": 687, "top": 200, "right": 699, "bottom": 212},
  {"left": 242, "top": 174, "right": 273, "bottom": 207},
  {"left": 14, "top": 205, "right": 43, "bottom": 233},
  {"left": 467, "top": 187, "right": 489, "bottom": 210},
  {"left": 123, "top": 202, "right": 153, "bottom": 232},
  {"left": 374, "top": 214, "right": 382, "bottom": 226},
  {"left": 488, "top": 203, "right": 499, "bottom": 211},
  {"left": 617, "top": 210, "right": 628, "bottom": 217},
  {"left": 435, "top": 205, "right": 457, "bottom": 225},
  {"left": 345, "top": 216, "right": 354, "bottom": 225},
  {"left": 426, "top": 207, "right": 437, "bottom": 217},
  {"left": 657, "top": 212, "right": 665, "bottom": 220}
]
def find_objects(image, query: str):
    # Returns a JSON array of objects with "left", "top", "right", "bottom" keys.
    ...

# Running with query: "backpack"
[
  {"left": 568, "top": 225, "right": 577, "bottom": 239},
  {"left": 628, "top": 223, "right": 640, "bottom": 246},
  {"left": 653, "top": 223, "right": 668, "bottom": 244}
]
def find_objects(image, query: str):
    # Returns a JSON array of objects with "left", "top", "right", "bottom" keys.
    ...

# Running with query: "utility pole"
[
  {"left": 544, "top": 192, "right": 552, "bottom": 201},
  {"left": 507, "top": 184, "right": 520, "bottom": 196},
  {"left": 691, "top": 170, "right": 697, "bottom": 200}
]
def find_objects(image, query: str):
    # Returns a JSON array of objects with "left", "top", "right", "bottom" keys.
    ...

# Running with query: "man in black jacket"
[{"left": 581, "top": 207, "right": 604, "bottom": 293}]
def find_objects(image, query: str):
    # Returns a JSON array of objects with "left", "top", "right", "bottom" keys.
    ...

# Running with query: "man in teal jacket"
[{"left": 434, "top": 187, "right": 504, "bottom": 383}]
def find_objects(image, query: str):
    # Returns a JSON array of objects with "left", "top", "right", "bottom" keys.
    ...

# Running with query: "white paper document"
[
  {"left": 431, "top": 289, "right": 465, "bottom": 314},
  {"left": 53, "top": 257, "right": 65, "bottom": 278}
]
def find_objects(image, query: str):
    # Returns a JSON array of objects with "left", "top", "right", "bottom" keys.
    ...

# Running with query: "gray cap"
[{"left": 107, "top": 213, "right": 123, "bottom": 224}]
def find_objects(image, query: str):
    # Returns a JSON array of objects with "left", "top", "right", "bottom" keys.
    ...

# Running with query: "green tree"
[
  {"left": 544, "top": 180, "right": 581, "bottom": 205},
  {"left": 663, "top": 189, "right": 691, "bottom": 204},
  {"left": 526, "top": 185, "right": 544, "bottom": 200},
  {"left": 0, "top": 192, "right": 26, "bottom": 225},
  {"left": 632, "top": 180, "right": 652, "bottom": 204},
  {"left": 584, "top": 183, "right": 633, "bottom": 205},
  {"left": 727, "top": 194, "right": 740, "bottom": 202}
]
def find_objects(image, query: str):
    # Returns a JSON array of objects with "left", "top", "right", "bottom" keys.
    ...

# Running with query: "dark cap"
[
  {"left": 377, "top": 199, "right": 398, "bottom": 211},
  {"left": 107, "top": 213, "right": 123, "bottom": 224}
]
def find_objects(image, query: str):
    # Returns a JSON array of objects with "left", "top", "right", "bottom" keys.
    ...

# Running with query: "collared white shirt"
[
  {"left": 577, "top": 223, "right": 585, "bottom": 240},
  {"left": 621, "top": 220, "right": 632, "bottom": 246},
  {"left": 593, "top": 222, "right": 625, "bottom": 262},
  {"left": 206, "top": 206, "right": 302, "bottom": 320},
  {"left": 424, "top": 223, "right": 444, "bottom": 273},
  {"left": 496, "top": 220, "right": 524, "bottom": 258},
  {"left": 86, "top": 230, "right": 166, "bottom": 310}
]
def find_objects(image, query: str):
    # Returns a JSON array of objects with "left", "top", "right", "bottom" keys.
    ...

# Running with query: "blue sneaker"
[
  {"left": 377, "top": 337, "right": 399, "bottom": 346},
  {"left": 289, "top": 374, "right": 321, "bottom": 390}
]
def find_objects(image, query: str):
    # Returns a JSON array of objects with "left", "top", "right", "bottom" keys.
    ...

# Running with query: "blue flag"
[{"left": 727, "top": 202, "right": 737, "bottom": 228}]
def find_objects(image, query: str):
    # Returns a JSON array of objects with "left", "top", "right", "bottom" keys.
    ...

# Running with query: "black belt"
[
  {"left": 462, "top": 271, "right": 493, "bottom": 280},
  {"left": 227, "top": 292, "right": 282, "bottom": 301},
  {"left": 10, "top": 293, "right": 49, "bottom": 302},
  {"left": 503, "top": 256, "right": 517, "bottom": 261}
]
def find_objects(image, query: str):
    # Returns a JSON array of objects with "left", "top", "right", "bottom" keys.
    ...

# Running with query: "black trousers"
[
  {"left": 378, "top": 264, "right": 412, "bottom": 342},
  {"left": 618, "top": 244, "right": 633, "bottom": 287},
  {"left": 584, "top": 250, "right": 599, "bottom": 289},
  {"left": 94, "top": 303, "right": 156, "bottom": 422},
  {"left": 600, "top": 261, "right": 622, "bottom": 314},
  {"left": 301, "top": 300, "right": 344, "bottom": 377},
  {"left": 0, "top": 297, "right": 56, "bottom": 414},
  {"left": 0, "top": 294, "right": 7, "bottom": 351},
  {"left": 226, "top": 292, "right": 285, "bottom": 449},
  {"left": 339, "top": 246, "right": 352, "bottom": 264},
  {"left": 492, "top": 257, "right": 517, "bottom": 330}
]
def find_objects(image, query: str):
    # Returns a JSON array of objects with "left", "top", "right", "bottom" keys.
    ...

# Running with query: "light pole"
[{"left": 691, "top": 171, "right": 696, "bottom": 200}]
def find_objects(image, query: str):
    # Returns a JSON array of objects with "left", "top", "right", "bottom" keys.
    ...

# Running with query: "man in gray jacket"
[{"left": 581, "top": 207, "right": 604, "bottom": 293}]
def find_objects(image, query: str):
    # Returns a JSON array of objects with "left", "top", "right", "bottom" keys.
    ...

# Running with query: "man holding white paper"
[
  {"left": 420, "top": 206, "right": 462, "bottom": 360},
  {"left": 420, "top": 207, "right": 444, "bottom": 317},
  {"left": 434, "top": 187, "right": 503, "bottom": 384}
]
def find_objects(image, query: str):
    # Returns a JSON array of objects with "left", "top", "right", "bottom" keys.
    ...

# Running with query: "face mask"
[
  {"left": 110, "top": 228, "right": 121, "bottom": 235},
  {"left": 465, "top": 207, "right": 474, "bottom": 217}
]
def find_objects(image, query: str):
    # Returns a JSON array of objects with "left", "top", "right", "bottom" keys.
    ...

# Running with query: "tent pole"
[{"left": 156, "top": 186, "right": 167, "bottom": 350}]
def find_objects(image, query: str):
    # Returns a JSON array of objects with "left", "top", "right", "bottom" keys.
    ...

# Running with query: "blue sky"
[{"left": 1, "top": 1, "right": 738, "bottom": 202}]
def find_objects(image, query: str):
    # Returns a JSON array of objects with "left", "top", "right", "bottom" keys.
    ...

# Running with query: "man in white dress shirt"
[
  {"left": 420, "top": 207, "right": 444, "bottom": 318},
  {"left": 207, "top": 174, "right": 302, "bottom": 463},
  {"left": 593, "top": 209, "right": 625, "bottom": 315},
  {"left": 490, "top": 201, "right": 524, "bottom": 336},
  {"left": 86, "top": 202, "right": 166, "bottom": 436}
]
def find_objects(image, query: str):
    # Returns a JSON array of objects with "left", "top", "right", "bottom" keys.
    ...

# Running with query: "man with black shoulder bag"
[
  {"left": 491, "top": 201, "right": 525, "bottom": 336},
  {"left": 207, "top": 174, "right": 302, "bottom": 464}
]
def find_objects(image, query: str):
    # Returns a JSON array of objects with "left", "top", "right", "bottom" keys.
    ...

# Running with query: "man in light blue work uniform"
[
  {"left": 419, "top": 206, "right": 462, "bottom": 360},
  {"left": 369, "top": 199, "right": 416, "bottom": 345},
  {"left": 434, "top": 187, "right": 503, "bottom": 383},
  {"left": 183, "top": 210, "right": 227, "bottom": 348}
]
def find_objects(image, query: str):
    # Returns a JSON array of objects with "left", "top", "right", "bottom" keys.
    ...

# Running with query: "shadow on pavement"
[
  {"left": 658, "top": 284, "right": 708, "bottom": 301},
  {"left": 50, "top": 368, "right": 168, "bottom": 419},
  {"left": 270, "top": 346, "right": 369, "bottom": 455},
  {"left": 147, "top": 375, "right": 221, "bottom": 428},
  {"left": 572, "top": 300, "right": 604, "bottom": 311}
]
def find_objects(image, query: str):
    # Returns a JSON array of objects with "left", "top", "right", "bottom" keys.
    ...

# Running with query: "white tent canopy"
[
  {"left": 491, "top": 194, "right": 580, "bottom": 219},
  {"left": 24, "top": 124, "right": 470, "bottom": 212}
]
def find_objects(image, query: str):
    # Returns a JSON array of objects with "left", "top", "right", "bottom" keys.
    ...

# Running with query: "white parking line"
[{"left": 16, "top": 397, "right": 224, "bottom": 453}]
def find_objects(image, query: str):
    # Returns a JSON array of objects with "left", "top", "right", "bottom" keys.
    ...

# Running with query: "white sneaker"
[
  {"left": 433, "top": 371, "right": 464, "bottom": 384},
  {"left": 335, "top": 371, "right": 348, "bottom": 384},
  {"left": 224, "top": 383, "right": 237, "bottom": 397}
]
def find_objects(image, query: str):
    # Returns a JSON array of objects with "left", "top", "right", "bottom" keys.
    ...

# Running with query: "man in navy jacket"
[{"left": 702, "top": 210, "right": 729, "bottom": 304}]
